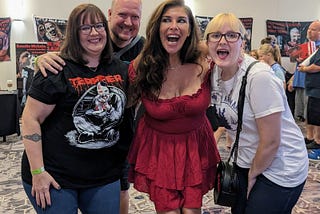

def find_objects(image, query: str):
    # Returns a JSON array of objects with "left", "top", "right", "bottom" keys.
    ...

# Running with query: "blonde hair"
[
  {"left": 249, "top": 49, "right": 259, "bottom": 60},
  {"left": 204, "top": 13, "right": 247, "bottom": 40},
  {"left": 258, "top": 43, "right": 282, "bottom": 65}
]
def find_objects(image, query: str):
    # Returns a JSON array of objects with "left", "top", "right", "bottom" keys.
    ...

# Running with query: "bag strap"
[
  {"left": 228, "top": 60, "right": 259, "bottom": 163},
  {"left": 113, "top": 35, "right": 141, "bottom": 59}
]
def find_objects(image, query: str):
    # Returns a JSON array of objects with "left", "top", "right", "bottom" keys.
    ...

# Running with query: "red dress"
[{"left": 128, "top": 70, "right": 220, "bottom": 209}]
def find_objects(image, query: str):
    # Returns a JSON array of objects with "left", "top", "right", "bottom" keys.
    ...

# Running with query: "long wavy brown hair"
[{"left": 131, "top": 0, "right": 201, "bottom": 104}]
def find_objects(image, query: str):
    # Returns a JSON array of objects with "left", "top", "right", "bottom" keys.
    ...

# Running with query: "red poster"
[
  {"left": 288, "top": 41, "right": 316, "bottom": 62},
  {"left": 0, "top": 17, "right": 11, "bottom": 62},
  {"left": 15, "top": 43, "right": 48, "bottom": 106},
  {"left": 15, "top": 43, "right": 47, "bottom": 78}
]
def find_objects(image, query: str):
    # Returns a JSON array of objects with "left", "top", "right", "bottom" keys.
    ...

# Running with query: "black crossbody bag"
[{"left": 214, "top": 61, "right": 258, "bottom": 207}]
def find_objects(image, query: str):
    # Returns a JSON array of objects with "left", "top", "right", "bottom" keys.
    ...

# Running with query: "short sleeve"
[
  {"left": 247, "top": 69, "right": 285, "bottom": 118},
  {"left": 28, "top": 71, "right": 67, "bottom": 104}
]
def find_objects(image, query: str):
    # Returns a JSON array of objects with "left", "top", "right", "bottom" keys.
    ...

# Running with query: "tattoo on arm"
[{"left": 23, "top": 133, "right": 41, "bottom": 142}]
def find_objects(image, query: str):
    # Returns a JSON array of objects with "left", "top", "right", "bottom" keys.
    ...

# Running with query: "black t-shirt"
[
  {"left": 306, "top": 48, "right": 320, "bottom": 98},
  {"left": 112, "top": 36, "right": 145, "bottom": 63},
  {"left": 21, "top": 58, "right": 134, "bottom": 188},
  {"left": 111, "top": 36, "right": 146, "bottom": 130}
]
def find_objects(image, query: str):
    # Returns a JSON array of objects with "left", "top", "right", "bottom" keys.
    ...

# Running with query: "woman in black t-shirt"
[{"left": 21, "top": 4, "right": 132, "bottom": 213}]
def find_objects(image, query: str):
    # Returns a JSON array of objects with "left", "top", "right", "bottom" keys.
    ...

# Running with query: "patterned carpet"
[{"left": 0, "top": 121, "right": 320, "bottom": 213}]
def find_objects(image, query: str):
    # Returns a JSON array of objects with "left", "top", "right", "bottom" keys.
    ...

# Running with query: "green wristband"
[
  {"left": 31, "top": 166, "right": 45, "bottom": 175},
  {"left": 34, "top": 56, "right": 39, "bottom": 67}
]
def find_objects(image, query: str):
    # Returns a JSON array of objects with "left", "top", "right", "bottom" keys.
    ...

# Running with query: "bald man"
[{"left": 297, "top": 20, "right": 320, "bottom": 162}]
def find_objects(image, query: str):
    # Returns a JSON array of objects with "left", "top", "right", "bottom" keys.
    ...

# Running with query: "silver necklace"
[{"left": 168, "top": 64, "right": 182, "bottom": 70}]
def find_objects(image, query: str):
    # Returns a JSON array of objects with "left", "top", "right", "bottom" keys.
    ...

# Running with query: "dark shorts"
[
  {"left": 307, "top": 96, "right": 320, "bottom": 126},
  {"left": 120, "top": 160, "right": 130, "bottom": 191}
]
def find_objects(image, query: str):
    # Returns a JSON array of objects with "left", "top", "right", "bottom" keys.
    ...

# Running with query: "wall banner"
[
  {"left": 266, "top": 20, "right": 312, "bottom": 57},
  {"left": 0, "top": 17, "right": 11, "bottom": 62},
  {"left": 16, "top": 43, "right": 48, "bottom": 106},
  {"left": 33, "top": 16, "right": 67, "bottom": 51},
  {"left": 16, "top": 43, "right": 47, "bottom": 77}
]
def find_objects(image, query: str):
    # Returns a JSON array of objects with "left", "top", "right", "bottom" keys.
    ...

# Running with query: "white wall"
[{"left": 1, "top": 0, "right": 320, "bottom": 89}]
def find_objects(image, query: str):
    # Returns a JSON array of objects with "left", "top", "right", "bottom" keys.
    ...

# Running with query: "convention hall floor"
[{"left": 0, "top": 121, "right": 319, "bottom": 213}]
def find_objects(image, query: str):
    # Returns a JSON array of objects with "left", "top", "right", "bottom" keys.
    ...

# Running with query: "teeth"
[
  {"left": 217, "top": 50, "right": 229, "bottom": 54},
  {"left": 89, "top": 38, "right": 100, "bottom": 43},
  {"left": 167, "top": 35, "right": 179, "bottom": 42},
  {"left": 168, "top": 35, "right": 179, "bottom": 38}
]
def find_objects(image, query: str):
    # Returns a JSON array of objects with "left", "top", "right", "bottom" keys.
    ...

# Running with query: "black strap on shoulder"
[
  {"left": 113, "top": 35, "right": 141, "bottom": 59},
  {"left": 228, "top": 60, "right": 259, "bottom": 163}
]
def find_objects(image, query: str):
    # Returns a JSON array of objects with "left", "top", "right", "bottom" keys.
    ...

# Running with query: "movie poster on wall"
[
  {"left": 195, "top": 16, "right": 253, "bottom": 52},
  {"left": 0, "top": 17, "right": 11, "bottom": 62},
  {"left": 16, "top": 43, "right": 47, "bottom": 78},
  {"left": 33, "top": 16, "right": 67, "bottom": 51},
  {"left": 16, "top": 43, "right": 48, "bottom": 106},
  {"left": 266, "top": 20, "right": 312, "bottom": 57}
]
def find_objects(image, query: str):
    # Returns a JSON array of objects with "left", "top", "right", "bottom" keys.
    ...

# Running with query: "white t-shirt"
[{"left": 210, "top": 54, "right": 308, "bottom": 188}]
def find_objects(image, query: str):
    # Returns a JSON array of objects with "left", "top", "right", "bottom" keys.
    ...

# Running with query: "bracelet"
[
  {"left": 34, "top": 56, "right": 38, "bottom": 66},
  {"left": 31, "top": 166, "right": 45, "bottom": 175},
  {"left": 34, "top": 56, "right": 39, "bottom": 72}
]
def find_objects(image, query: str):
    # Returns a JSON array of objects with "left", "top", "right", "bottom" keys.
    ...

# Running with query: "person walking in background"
[
  {"left": 21, "top": 4, "right": 132, "bottom": 213},
  {"left": 287, "top": 20, "right": 320, "bottom": 147},
  {"left": 297, "top": 20, "right": 320, "bottom": 161},
  {"left": 35, "top": 1, "right": 144, "bottom": 213},
  {"left": 287, "top": 67, "right": 307, "bottom": 123},
  {"left": 258, "top": 43, "right": 286, "bottom": 89},
  {"left": 127, "top": 1, "right": 220, "bottom": 213},
  {"left": 205, "top": 13, "right": 308, "bottom": 214},
  {"left": 260, "top": 36, "right": 295, "bottom": 114}
]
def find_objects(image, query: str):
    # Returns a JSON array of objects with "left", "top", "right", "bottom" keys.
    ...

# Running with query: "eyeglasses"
[
  {"left": 79, "top": 22, "right": 106, "bottom": 35},
  {"left": 207, "top": 32, "right": 242, "bottom": 43}
]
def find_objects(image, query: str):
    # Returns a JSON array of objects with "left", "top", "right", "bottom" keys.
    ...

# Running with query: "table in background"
[{"left": 0, "top": 90, "right": 21, "bottom": 142}]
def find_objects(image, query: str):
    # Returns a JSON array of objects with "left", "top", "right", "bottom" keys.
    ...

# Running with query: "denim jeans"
[
  {"left": 23, "top": 180, "right": 120, "bottom": 214},
  {"left": 232, "top": 166, "right": 305, "bottom": 214}
]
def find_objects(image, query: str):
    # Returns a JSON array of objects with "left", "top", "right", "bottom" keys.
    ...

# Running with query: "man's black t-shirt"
[
  {"left": 21, "top": 58, "right": 133, "bottom": 188},
  {"left": 112, "top": 36, "right": 145, "bottom": 63}
]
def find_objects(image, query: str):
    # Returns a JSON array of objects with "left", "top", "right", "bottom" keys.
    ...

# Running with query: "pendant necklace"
[{"left": 88, "top": 66, "right": 98, "bottom": 72}]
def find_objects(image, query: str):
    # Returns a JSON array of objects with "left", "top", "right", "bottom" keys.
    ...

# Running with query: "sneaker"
[
  {"left": 306, "top": 141, "right": 320, "bottom": 149},
  {"left": 308, "top": 149, "right": 320, "bottom": 162},
  {"left": 305, "top": 138, "right": 315, "bottom": 145}
]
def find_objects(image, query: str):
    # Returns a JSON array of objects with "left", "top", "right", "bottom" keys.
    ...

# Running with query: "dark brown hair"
[
  {"left": 60, "top": 4, "right": 113, "bottom": 64},
  {"left": 132, "top": 0, "right": 201, "bottom": 102}
]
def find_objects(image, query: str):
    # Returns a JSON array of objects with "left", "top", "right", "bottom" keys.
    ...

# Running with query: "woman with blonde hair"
[
  {"left": 205, "top": 12, "right": 308, "bottom": 214},
  {"left": 258, "top": 43, "right": 286, "bottom": 88}
]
